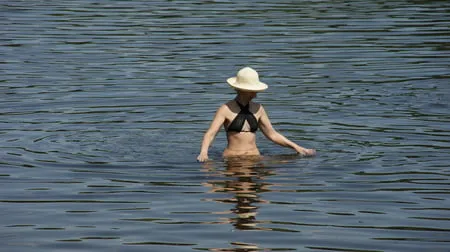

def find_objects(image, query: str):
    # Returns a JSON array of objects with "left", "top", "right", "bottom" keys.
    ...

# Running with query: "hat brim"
[{"left": 227, "top": 77, "right": 268, "bottom": 92}]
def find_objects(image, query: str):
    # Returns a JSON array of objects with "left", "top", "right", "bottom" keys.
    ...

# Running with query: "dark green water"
[{"left": 1, "top": 1, "right": 449, "bottom": 251}]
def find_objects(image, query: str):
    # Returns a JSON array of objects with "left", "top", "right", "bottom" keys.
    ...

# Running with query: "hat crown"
[
  {"left": 236, "top": 67, "right": 259, "bottom": 85},
  {"left": 227, "top": 66, "right": 268, "bottom": 92}
]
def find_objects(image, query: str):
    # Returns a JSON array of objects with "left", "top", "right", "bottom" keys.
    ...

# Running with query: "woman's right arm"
[{"left": 197, "top": 105, "right": 227, "bottom": 162}]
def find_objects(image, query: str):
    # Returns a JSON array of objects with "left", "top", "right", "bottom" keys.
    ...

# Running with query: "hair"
[{"left": 234, "top": 89, "right": 255, "bottom": 94}]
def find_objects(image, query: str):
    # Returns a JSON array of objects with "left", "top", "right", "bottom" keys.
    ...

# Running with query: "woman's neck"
[{"left": 235, "top": 95, "right": 251, "bottom": 106}]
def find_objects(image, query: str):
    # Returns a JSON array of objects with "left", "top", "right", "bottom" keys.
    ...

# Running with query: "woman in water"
[{"left": 197, "top": 67, "right": 316, "bottom": 162}]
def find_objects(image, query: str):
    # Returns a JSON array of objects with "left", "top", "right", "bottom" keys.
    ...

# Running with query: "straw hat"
[{"left": 227, "top": 67, "right": 268, "bottom": 92}]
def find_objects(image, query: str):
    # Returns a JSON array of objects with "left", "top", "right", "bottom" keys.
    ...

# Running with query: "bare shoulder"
[
  {"left": 251, "top": 102, "right": 264, "bottom": 114},
  {"left": 223, "top": 100, "right": 238, "bottom": 113},
  {"left": 224, "top": 100, "right": 235, "bottom": 107},
  {"left": 218, "top": 102, "right": 233, "bottom": 114}
]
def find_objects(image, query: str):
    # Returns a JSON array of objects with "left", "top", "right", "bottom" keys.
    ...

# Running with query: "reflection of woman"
[
  {"left": 197, "top": 67, "right": 316, "bottom": 162},
  {"left": 226, "top": 157, "right": 266, "bottom": 230},
  {"left": 203, "top": 156, "right": 272, "bottom": 230}
]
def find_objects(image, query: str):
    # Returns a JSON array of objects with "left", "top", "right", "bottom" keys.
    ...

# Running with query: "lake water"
[{"left": 1, "top": 0, "right": 449, "bottom": 251}]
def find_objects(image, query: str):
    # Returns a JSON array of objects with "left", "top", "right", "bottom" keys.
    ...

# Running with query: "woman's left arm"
[{"left": 259, "top": 105, "right": 316, "bottom": 156}]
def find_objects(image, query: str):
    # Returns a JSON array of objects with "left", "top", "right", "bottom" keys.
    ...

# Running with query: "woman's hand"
[
  {"left": 197, "top": 152, "right": 209, "bottom": 162},
  {"left": 296, "top": 147, "right": 316, "bottom": 157}
]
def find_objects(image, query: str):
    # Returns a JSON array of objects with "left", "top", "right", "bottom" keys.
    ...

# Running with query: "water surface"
[{"left": 1, "top": 0, "right": 449, "bottom": 251}]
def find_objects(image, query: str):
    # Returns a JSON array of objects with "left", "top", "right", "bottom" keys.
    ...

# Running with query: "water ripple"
[{"left": 1, "top": 0, "right": 450, "bottom": 251}]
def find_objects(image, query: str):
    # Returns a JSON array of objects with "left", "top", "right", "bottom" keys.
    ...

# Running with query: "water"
[{"left": 1, "top": 0, "right": 449, "bottom": 251}]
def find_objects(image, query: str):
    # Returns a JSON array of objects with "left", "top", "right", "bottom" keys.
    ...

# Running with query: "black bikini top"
[{"left": 226, "top": 100, "right": 258, "bottom": 133}]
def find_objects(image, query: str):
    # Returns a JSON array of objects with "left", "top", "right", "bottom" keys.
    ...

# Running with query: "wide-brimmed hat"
[{"left": 227, "top": 67, "right": 268, "bottom": 92}]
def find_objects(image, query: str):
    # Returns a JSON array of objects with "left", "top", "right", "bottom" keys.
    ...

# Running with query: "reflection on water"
[
  {"left": 201, "top": 155, "right": 310, "bottom": 251},
  {"left": 203, "top": 156, "right": 273, "bottom": 231},
  {"left": 1, "top": 0, "right": 450, "bottom": 251}
]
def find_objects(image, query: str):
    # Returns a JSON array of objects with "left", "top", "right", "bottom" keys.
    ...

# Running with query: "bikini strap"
[{"left": 235, "top": 99, "right": 250, "bottom": 112}]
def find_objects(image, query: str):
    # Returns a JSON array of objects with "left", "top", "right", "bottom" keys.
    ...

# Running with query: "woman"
[{"left": 197, "top": 67, "right": 316, "bottom": 162}]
